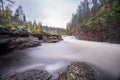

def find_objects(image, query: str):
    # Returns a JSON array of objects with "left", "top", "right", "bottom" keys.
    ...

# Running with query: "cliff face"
[
  {"left": 69, "top": 27, "right": 120, "bottom": 43},
  {"left": 67, "top": 0, "right": 120, "bottom": 43}
]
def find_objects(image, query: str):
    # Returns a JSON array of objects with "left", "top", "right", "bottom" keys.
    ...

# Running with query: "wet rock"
[
  {"left": 0, "top": 36, "right": 41, "bottom": 54},
  {"left": 57, "top": 62, "right": 95, "bottom": 80},
  {"left": 0, "top": 62, "right": 96, "bottom": 80},
  {"left": 30, "top": 32, "right": 62, "bottom": 43},
  {"left": 1, "top": 69, "right": 52, "bottom": 80},
  {"left": 42, "top": 34, "right": 63, "bottom": 43}
]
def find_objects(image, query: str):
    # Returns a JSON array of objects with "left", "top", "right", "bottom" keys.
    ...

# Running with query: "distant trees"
[
  {"left": 0, "top": 8, "right": 2, "bottom": 15},
  {"left": 14, "top": 5, "right": 26, "bottom": 22},
  {"left": 33, "top": 20, "right": 38, "bottom": 32},
  {"left": 67, "top": 0, "right": 120, "bottom": 33},
  {"left": 4, "top": 6, "right": 12, "bottom": 19},
  {"left": 24, "top": 20, "right": 42, "bottom": 33},
  {"left": 0, "top": 0, "right": 15, "bottom": 30},
  {"left": 37, "top": 22, "right": 42, "bottom": 32},
  {"left": 0, "top": 0, "right": 14, "bottom": 16},
  {"left": 42, "top": 26, "right": 66, "bottom": 35},
  {"left": 0, "top": 0, "right": 14, "bottom": 19},
  {"left": 24, "top": 20, "right": 66, "bottom": 35},
  {"left": 67, "top": 0, "right": 91, "bottom": 29}
]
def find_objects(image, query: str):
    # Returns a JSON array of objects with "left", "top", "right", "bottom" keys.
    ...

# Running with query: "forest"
[
  {"left": 67, "top": 0, "right": 120, "bottom": 43},
  {"left": 0, "top": 0, "right": 66, "bottom": 35}
]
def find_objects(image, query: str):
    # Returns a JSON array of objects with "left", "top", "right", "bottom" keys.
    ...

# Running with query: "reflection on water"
[{"left": 0, "top": 36, "right": 120, "bottom": 80}]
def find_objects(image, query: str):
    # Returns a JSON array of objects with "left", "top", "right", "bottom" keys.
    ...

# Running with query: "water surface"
[{"left": 0, "top": 37, "right": 120, "bottom": 80}]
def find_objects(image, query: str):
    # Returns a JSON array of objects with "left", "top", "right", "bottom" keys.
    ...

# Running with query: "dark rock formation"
[
  {"left": 57, "top": 62, "right": 95, "bottom": 80},
  {"left": 0, "top": 36, "right": 41, "bottom": 54},
  {"left": 30, "top": 32, "right": 63, "bottom": 43},
  {"left": 1, "top": 69, "right": 52, "bottom": 80},
  {"left": 30, "top": 32, "right": 43, "bottom": 40},
  {"left": 0, "top": 26, "right": 41, "bottom": 54},
  {"left": 42, "top": 33, "right": 63, "bottom": 43}
]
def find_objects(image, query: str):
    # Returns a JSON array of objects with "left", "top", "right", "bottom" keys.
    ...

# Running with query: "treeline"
[
  {"left": 0, "top": 0, "right": 66, "bottom": 35},
  {"left": 67, "top": 0, "right": 120, "bottom": 42},
  {"left": 26, "top": 21, "right": 66, "bottom": 35},
  {"left": 42, "top": 26, "right": 66, "bottom": 35}
]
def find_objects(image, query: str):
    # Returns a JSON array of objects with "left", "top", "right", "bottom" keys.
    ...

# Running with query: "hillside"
[{"left": 67, "top": 0, "right": 120, "bottom": 43}]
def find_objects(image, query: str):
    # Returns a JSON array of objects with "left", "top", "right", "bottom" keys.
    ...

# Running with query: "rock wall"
[
  {"left": 70, "top": 28, "right": 120, "bottom": 43},
  {"left": 0, "top": 36, "right": 41, "bottom": 54},
  {"left": 42, "top": 34, "right": 63, "bottom": 43}
]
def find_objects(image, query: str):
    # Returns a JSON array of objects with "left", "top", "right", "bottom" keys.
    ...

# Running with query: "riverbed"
[{"left": 0, "top": 36, "right": 120, "bottom": 80}]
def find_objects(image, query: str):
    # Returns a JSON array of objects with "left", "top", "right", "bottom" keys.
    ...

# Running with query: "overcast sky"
[{"left": 12, "top": 0, "right": 81, "bottom": 28}]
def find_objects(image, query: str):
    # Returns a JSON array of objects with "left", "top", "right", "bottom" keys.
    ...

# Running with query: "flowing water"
[{"left": 0, "top": 36, "right": 120, "bottom": 80}]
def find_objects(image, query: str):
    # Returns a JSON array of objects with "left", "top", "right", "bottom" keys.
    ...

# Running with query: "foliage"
[
  {"left": 67, "top": 0, "right": 120, "bottom": 33},
  {"left": 0, "top": 0, "right": 15, "bottom": 16}
]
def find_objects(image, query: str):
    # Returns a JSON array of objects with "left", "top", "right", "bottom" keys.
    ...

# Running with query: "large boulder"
[{"left": 57, "top": 62, "right": 95, "bottom": 80}]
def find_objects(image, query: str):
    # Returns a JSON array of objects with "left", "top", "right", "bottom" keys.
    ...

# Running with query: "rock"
[
  {"left": 0, "top": 62, "right": 96, "bottom": 80},
  {"left": 1, "top": 69, "right": 52, "bottom": 80},
  {"left": 0, "top": 25, "right": 62, "bottom": 54},
  {"left": 69, "top": 27, "right": 120, "bottom": 44},
  {"left": 31, "top": 32, "right": 43, "bottom": 40},
  {"left": 57, "top": 62, "right": 95, "bottom": 80},
  {"left": 42, "top": 34, "right": 63, "bottom": 43},
  {"left": 0, "top": 25, "right": 29, "bottom": 37},
  {"left": 29, "top": 32, "right": 62, "bottom": 43},
  {"left": 0, "top": 36, "right": 41, "bottom": 54}
]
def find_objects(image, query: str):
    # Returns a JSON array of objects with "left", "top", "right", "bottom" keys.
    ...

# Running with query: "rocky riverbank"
[
  {"left": 0, "top": 69, "right": 52, "bottom": 80},
  {"left": 0, "top": 36, "right": 41, "bottom": 54},
  {"left": 0, "top": 62, "right": 95, "bottom": 80},
  {"left": 42, "top": 34, "right": 63, "bottom": 43},
  {"left": 0, "top": 26, "right": 62, "bottom": 54},
  {"left": 69, "top": 28, "right": 120, "bottom": 43}
]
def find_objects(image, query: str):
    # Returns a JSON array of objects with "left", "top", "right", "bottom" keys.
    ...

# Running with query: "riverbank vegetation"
[
  {"left": 67, "top": 0, "right": 120, "bottom": 43},
  {"left": 0, "top": 0, "right": 66, "bottom": 35}
]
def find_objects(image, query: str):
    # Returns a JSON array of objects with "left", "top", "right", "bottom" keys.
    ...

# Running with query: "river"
[{"left": 0, "top": 36, "right": 120, "bottom": 80}]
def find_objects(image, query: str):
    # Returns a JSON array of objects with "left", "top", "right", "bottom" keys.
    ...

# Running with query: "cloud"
[{"left": 12, "top": 0, "right": 80, "bottom": 28}]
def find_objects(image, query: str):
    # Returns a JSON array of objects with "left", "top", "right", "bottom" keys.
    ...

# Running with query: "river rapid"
[{"left": 0, "top": 36, "right": 120, "bottom": 80}]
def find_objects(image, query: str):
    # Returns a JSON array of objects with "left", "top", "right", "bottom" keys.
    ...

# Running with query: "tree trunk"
[{"left": 1, "top": 0, "right": 4, "bottom": 16}]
